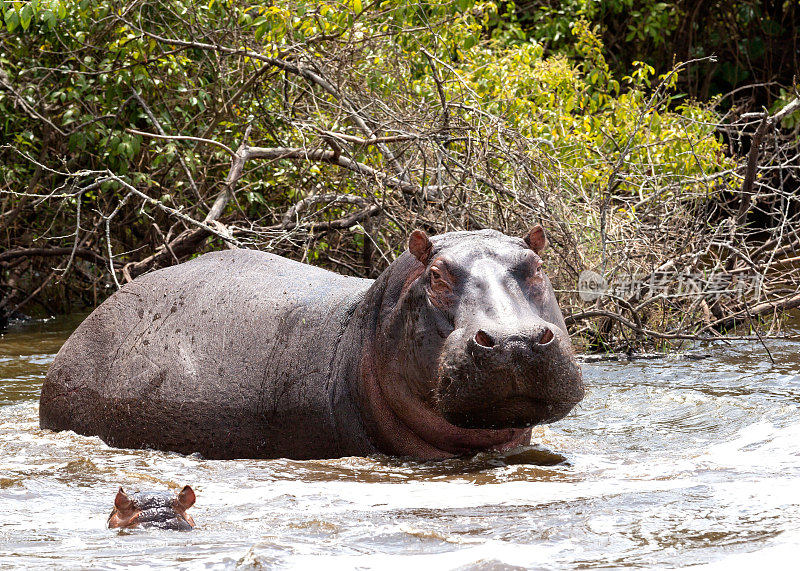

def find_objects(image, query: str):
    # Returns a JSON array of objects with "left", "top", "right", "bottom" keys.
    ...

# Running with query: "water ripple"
[{"left": 1, "top": 316, "right": 799, "bottom": 569}]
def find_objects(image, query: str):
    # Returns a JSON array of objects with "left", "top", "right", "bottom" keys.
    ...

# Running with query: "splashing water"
[{"left": 1, "top": 315, "right": 799, "bottom": 569}]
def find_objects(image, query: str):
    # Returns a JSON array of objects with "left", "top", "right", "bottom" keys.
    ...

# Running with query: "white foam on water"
[
  {"left": 695, "top": 530, "right": 800, "bottom": 570},
  {"left": 4, "top": 325, "right": 800, "bottom": 570},
  {"left": 281, "top": 539, "right": 571, "bottom": 571}
]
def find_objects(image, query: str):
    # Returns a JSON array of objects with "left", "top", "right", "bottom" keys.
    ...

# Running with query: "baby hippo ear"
[
  {"left": 177, "top": 485, "right": 196, "bottom": 509},
  {"left": 524, "top": 224, "right": 548, "bottom": 254},
  {"left": 408, "top": 229, "right": 432, "bottom": 265},
  {"left": 115, "top": 488, "right": 133, "bottom": 511}
]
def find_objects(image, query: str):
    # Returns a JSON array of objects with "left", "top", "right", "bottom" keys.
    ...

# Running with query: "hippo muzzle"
[{"left": 435, "top": 319, "right": 584, "bottom": 429}]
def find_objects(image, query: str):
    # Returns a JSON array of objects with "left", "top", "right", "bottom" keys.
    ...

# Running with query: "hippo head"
[
  {"left": 364, "top": 227, "right": 583, "bottom": 457},
  {"left": 107, "top": 486, "right": 196, "bottom": 530}
]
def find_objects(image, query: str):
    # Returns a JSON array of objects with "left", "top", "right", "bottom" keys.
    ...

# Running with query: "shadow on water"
[
  {"left": 277, "top": 445, "right": 569, "bottom": 486},
  {"left": 1, "top": 312, "right": 799, "bottom": 569}
]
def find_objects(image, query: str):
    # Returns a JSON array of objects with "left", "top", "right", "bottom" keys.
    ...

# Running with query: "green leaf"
[
  {"left": 255, "top": 23, "right": 267, "bottom": 41},
  {"left": 20, "top": 4, "right": 33, "bottom": 30},
  {"left": 43, "top": 10, "right": 56, "bottom": 30},
  {"left": 6, "top": 11, "right": 19, "bottom": 33}
]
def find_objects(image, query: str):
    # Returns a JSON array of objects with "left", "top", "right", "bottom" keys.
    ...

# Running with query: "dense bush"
[
  {"left": 515, "top": 0, "right": 800, "bottom": 109},
  {"left": 1, "top": 1, "right": 798, "bottom": 348}
]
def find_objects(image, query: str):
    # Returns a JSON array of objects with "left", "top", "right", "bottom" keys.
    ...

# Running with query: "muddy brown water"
[{"left": 1, "top": 314, "right": 799, "bottom": 569}]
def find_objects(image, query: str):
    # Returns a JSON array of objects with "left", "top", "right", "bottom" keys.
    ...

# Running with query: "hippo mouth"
[{"left": 439, "top": 395, "right": 580, "bottom": 430}]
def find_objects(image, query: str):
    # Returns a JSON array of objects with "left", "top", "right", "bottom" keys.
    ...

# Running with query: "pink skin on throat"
[
  {"left": 359, "top": 350, "right": 531, "bottom": 459},
  {"left": 357, "top": 255, "right": 532, "bottom": 459}
]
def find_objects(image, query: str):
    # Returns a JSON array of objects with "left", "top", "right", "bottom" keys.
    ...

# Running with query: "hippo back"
[{"left": 40, "top": 249, "right": 375, "bottom": 459}]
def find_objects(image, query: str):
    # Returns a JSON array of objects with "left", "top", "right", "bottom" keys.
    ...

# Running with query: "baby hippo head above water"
[{"left": 108, "top": 485, "right": 196, "bottom": 530}]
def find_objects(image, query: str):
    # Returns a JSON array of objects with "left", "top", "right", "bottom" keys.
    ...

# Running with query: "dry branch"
[
  {"left": 3, "top": 4, "right": 800, "bottom": 352},
  {"left": 0, "top": 247, "right": 117, "bottom": 267}
]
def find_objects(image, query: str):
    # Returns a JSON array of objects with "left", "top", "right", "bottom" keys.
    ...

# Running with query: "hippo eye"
[
  {"left": 524, "top": 259, "right": 546, "bottom": 295},
  {"left": 429, "top": 264, "right": 453, "bottom": 295},
  {"left": 517, "top": 257, "right": 543, "bottom": 280}
]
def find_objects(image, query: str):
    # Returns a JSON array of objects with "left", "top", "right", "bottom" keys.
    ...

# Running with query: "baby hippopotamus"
[{"left": 108, "top": 485, "right": 196, "bottom": 530}]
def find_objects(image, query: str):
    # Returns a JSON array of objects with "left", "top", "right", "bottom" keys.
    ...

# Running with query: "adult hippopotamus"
[{"left": 39, "top": 227, "right": 583, "bottom": 460}]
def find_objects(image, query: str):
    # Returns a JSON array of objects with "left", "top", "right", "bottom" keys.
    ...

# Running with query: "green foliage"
[
  {"left": 0, "top": 1, "right": 732, "bottom": 195},
  {"left": 0, "top": 0, "right": 732, "bottom": 304},
  {"left": 0, "top": 1, "right": 69, "bottom": 32},
  {"left": 408, "top": 16, "right": 729, "bottom": 199},
  {"left": 515, "top": 0, "right": 799, "bottom": 106}
]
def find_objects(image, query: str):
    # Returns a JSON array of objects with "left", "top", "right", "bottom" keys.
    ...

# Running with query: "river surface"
[{"left": 1, "top": 314, "right": 799, "bottom": 569}]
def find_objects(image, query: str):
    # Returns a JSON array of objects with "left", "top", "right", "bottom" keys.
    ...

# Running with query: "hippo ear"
[
  {"left": 408, "top": 229, "right": 432, "bottom": 265},
  {"left": 177, "top": 485, "right": 196, "bottom": 509},
  {"left": 115, "top": 488, "right": 133, "bottom": 511},
  {"left": 524, "top": 225, "right": 548, "bottom": 254}
]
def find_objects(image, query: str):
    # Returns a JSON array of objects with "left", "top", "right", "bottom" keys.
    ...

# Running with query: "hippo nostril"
[
  {"left": 538, "top": 328, "right": 554, "bottom": 345},
  {"left": 474, "top": 329, "right": 495, "bottom": 348}
]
